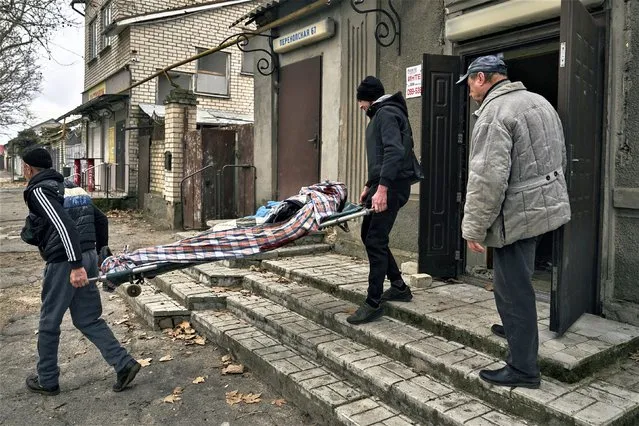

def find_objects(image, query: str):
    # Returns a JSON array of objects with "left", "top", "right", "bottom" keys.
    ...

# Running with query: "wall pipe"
[{"left": 117, "top": 0, "right": 332, "bottom": 95}]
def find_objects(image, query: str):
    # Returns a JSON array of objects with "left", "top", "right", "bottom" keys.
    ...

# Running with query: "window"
[
  {"left": 156, "top": 71, "right": 193, "bottom": 104},
  {"left": 241, "top": 51, "right": 254, "bottom": 75},
  {"left": 101, "top": 2, "right": 113, "bottom": 49},
  {"left": 88, "top": 19, "right": 98, "bottom": 60},
  {"left": 195, "top": 49, "right": 229, "bottom": 96}
]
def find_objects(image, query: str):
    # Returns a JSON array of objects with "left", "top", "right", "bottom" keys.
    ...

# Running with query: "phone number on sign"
[{"left": 407, "top": 86, "right": 421, "bottom": 96}]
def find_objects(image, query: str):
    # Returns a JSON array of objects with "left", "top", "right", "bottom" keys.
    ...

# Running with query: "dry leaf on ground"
[
  {"left": 484, "top": 283, "right": 494, "bottom": 291},
  {"left": 243, "top": 393, "right": 262, "bottom": 404},
  {"left": 222, "top": 364, "right": 244, "bottom": 375},
  {"left": 221, "top": 355, "right": 232, "bottom": 364},
  {"left": 159, "top": 355, "right": 174, "bottom": 362},
  {"left": 194, "top": 336, "right": 206, "bottom": 345},
  {"left": 225, "top": 390, "right": 262, "bottom": 405},
  {"left": 192, "top": 376, "right": 205, "bottom": 384},
  {"left": 139, "top": 358, "right": 152, "bottom": 367},
  {"left": 115, "top": 318, "right": 129, "bottom": 325},
  {"left": 271, "top": 398, "right": 287, "bottom": 407},
  {"left": 163, "top": 386, "right": 184, "bottom": 404}
]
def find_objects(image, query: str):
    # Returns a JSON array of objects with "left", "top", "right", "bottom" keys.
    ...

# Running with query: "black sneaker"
[
  {"left": 113, "top": 360, "right": 141, "bottom": 392},
  {"left": 346, "top": 303, "right": 384, "bottom": 325},
  {"left": 491, "top": 324, "right": 506, "bottom": 339},
  {"left": 26, "top": 374, "right": 60, "bottom": 396},
  {"left": 381, "top": 285, "right": 413, "bottom": 303}
]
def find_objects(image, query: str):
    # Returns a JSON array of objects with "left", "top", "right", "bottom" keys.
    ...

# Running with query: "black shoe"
[
  {"left": 26, "top": 374, "right": 60, "bottom": 396},
  {"left": 113, "top": 360, "right": 141, "bottom": 392},
  {"left": 381, "top": 285, "right": 413, "bottom": 303},
  {"left": 346, "top": 303, "right": 384, "bottom": 325},
  {"left": 491, "top": 324, "right": 506, "bottom": 339},
  {"left": 479, "top": 366, "right": 540, "bottom": 389}
]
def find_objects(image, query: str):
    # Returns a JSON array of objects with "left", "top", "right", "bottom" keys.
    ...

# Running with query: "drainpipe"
[
  {"left": 70, "top": 0, "right": 85, "bottom": 17},
  {"left": 117, "top": 0, "right": 332, "bottom": 94}
]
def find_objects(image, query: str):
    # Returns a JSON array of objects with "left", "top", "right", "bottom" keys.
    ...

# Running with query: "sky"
[{"left": 1, "top": 7, "right": 85, "bottom": 145}]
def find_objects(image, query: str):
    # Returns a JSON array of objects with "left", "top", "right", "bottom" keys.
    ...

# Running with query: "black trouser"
[
  {"left": 493, "top": 236, "right": 540, "bottom": 378},
  {"left": 361, "top": 182, "right": 411, "bottom": 307}
]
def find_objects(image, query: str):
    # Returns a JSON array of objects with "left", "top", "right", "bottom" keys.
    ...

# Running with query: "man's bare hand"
[
  {"left": 359, "top": 186, "right": 370, "bottom": 204},
  {"left": 371, "top": 185, "right": 388, "bottom": 213},
  {"left": 70, "top": 267, "right": 89, "bottom": 288},
  {"left": 467, "top": 240, "right": 486, "bottom": 254}
]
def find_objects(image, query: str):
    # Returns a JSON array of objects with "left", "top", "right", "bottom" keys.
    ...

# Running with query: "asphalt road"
[{"left": 0, "top": 171, "right": 316, "bottom": 425}]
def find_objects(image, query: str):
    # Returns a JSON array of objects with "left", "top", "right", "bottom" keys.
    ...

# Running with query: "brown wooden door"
[
  {"left": 551, "top": 0, "right": 604, "bottom": 335},
  {"left": 418, "top": 54, "right": 464, "bottom": 278},
  {"left": 277, "top": 56, "right": 321, "bottom": 199},
  {"left": 202, "top": 127, "right": 235, "bottom": 220}
]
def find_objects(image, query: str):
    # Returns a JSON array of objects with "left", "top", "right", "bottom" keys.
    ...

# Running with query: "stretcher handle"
[
  {"left": 88, "top": 263, "right": 161, "bottom": 283},
  {"left": 318, "top": 208, "right": 374, "bottom": 229}
]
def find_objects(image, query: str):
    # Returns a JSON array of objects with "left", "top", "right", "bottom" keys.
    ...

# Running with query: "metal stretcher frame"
[{"left": 89, "top": 206, "right": 372, "bottom": 297}]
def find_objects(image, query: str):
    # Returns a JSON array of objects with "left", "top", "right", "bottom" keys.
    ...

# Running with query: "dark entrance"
[
  {"left": 420, "top": 0, "right": 605, "bottom": 335},
  {"left": 115, "top": 120, "right": 126, "bottom": 191},
  {"left": 276, "top": 56, "right": 321, "bottom": 199}
]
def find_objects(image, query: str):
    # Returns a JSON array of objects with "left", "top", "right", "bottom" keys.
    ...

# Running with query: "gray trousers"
[
  {"left": 38, "top": 249, "right": 133, "bottom": 388},
  {"left": 493, "top": 237, "right": 540, "bottom": 378}
]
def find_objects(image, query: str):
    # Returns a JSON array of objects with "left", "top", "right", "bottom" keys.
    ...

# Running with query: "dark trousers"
[
  {"left": 493, "top": 236, "right": 540, "bottom": 377},
  {"left": 361, "top": 182, "right": 411, "bottom": 307},
  {"left": 37, "top": 249, "right": 133, "bottom": 388}
]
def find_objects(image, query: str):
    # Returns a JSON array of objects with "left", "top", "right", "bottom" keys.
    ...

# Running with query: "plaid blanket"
[{"left": 100, "top": 181, "right": 347, "bottom": 275}]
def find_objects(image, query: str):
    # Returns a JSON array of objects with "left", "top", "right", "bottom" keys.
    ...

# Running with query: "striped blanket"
[{"left": 100, "top": 181, "right": 347, "bottom": 275}]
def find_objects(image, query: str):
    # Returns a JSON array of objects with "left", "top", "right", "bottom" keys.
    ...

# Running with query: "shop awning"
[
  {"left": 138, "top": 103, "right": 253, "bottom": 126},
  {"left": 58, "top": 94, "right": 129, "bottom": 120}
]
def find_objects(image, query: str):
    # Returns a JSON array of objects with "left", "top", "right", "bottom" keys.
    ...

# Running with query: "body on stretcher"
[{"left": 90, "top": 203, "right": 373, "bottom": 297}]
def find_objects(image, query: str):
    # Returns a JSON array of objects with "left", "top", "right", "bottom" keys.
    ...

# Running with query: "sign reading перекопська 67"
[{"left": 273, "top": 18, "right": 336, "bottom": 54}]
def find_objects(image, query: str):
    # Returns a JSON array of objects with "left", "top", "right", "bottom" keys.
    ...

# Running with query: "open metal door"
[
  {"left": 418, "top": 54, "right": 463, "bottom": 278},
  {"left": 551, "top": 0, "right": 604, "bottom": 335}
]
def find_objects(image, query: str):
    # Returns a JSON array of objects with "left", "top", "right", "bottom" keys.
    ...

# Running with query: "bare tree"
[{"left": 0, "top": 0, "right": 76, "bottom": 131}]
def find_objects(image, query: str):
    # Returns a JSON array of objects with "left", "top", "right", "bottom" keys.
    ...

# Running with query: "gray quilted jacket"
[{"left": 462, "top": 81, "right": 571, "bottom": 248}]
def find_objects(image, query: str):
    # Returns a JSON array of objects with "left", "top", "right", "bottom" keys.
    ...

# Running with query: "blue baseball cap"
[{"left": 456, "top": 55, "right": 507, "bottom": 85}]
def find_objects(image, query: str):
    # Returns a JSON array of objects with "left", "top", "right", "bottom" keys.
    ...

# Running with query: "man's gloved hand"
[{"left": 70, "top": 267, "right": 89, "bottom": 288}]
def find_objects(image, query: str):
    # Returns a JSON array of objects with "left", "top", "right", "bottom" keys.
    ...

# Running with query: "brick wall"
[{"left": 150, "top": 138, "right": 165, "bottom": 194}]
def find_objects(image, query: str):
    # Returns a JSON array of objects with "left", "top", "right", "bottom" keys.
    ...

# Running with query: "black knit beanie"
[
  {"left": 357, "top": 76, "right": 385, "bottom": 102},
  {"left": 22, "top": 146, "right": 52, "bottom": 169}
]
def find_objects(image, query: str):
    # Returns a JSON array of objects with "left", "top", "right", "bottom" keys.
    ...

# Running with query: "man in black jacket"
[
  {"left": 347, "top": 76, "right": 422, "bottom": 325},
  {"left": 20, "top": 146, "right": 140, "bottom": 395}
]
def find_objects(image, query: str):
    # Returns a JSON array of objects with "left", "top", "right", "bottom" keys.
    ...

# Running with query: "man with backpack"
[
  {"left": 20, "top": 146, "right": 140, "bottom": 395},
  {"left": 347, "top": 76, "right": 423, "bottom": 325}
]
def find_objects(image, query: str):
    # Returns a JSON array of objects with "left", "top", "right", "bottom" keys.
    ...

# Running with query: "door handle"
[{"left": 307, "top": 134, "right": 318, "bottom": 149}]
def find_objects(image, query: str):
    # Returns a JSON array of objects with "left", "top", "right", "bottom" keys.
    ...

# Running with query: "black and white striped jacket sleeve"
[{"left": 29, "top": 186, "right": 83, "bottom": 268}]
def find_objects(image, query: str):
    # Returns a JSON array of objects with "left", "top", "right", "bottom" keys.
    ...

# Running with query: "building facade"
[
  {"left": 246, "top": 0, "right": 639, "bottom": 329},
  {"left": 64, "top": 0, "right": 256, "bottom": 210}
]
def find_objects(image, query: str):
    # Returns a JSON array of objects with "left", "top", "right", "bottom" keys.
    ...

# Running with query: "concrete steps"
[
  {"left": 221, "top": 291, "right": 534, "bottom": 426},
  {"left": 260, "top": 254, "right": 639, "bottom": 384},
  {"left": 116, "top": 248, "right": 639, "bottom": 425},
  {"left": 191, "top": 309, "right": 419, "bottom": 425}
]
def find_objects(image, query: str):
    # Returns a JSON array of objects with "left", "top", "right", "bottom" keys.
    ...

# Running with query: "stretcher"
[{"left": 90, "top": 182, "right": 371, "bottom": 297}]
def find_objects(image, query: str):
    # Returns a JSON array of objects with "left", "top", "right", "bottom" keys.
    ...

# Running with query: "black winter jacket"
[
  {"left": 364, "top": 92, "right": 422, "bottom": 188},
  {"left": 21, "top": 169, "right": 108, "bottom": 267}
]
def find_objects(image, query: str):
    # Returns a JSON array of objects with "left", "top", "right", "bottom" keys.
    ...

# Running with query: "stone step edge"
[
  {"left": 220, "top": 243, "right": 334, "bottom": 269},
  {"left": 190, "top": 310, "right": 419, "bottom": 426},
  {"left": 260, "top": 259, "right": 625, "bottom": 384},
  {"left": 240, "top": 273, "right": 578, "bottom": 426},
  {"left": 150, "top": 270, "right": 239, "bottom": 311},
  {"left": 223, "top": 292, "right": 534, "bottom": 426},
  {"left": 116, "top": 281, "right": 190, "bottom": 331}
]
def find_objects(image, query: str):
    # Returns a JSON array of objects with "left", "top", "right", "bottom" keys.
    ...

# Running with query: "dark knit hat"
[
  {"left": 22, "top": 146, "right": 52, "bottom": 169},
  {"left": 357, "top": 76, "right": 385, "bottom": 102}
]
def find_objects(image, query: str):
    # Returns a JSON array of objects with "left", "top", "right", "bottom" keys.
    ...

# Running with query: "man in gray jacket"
[{"left": 457, "top": 56, "right": 571, "bottom": 388}]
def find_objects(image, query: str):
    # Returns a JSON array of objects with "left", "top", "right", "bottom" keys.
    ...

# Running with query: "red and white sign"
[{"left": 406, "top": 65, "right": 422, "bottom": 99}]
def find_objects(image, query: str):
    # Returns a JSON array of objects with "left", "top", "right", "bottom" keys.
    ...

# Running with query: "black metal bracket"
[
  {"left": 350, "top": 0, "right": 401, "bottom": 55},
  {"left": 219, "top": 32, "right": 279, "bottom": 76}
]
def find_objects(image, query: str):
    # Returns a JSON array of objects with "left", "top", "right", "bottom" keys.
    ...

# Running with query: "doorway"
[
  {"left": 276, "top": 56, "right": 322, "bottom": 199},
  {"left": 465, "top": 41, "right": 560, "bottom": 295}
]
